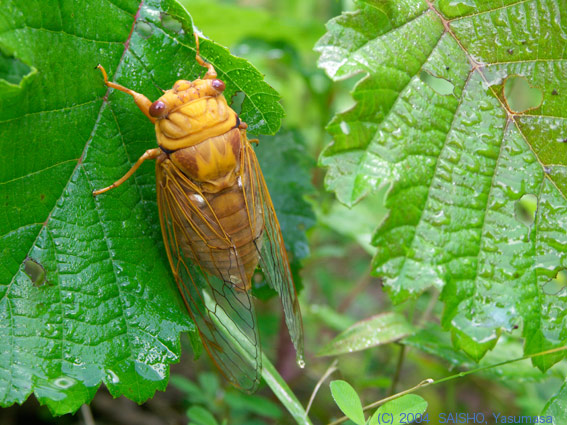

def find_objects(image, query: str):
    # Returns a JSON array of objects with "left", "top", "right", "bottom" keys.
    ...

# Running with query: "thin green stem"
[
  {"left": 306, "top": 359, "right": 339, "bottom": 415},
  {"left": 326, "top": 345, "right": 567, "bottom": 425},
  {"left": 388, "top": 344, "right": 406, "bottom": 396},
  {"left": 430, "top": 345, "right": 567, "bottom": 387}
]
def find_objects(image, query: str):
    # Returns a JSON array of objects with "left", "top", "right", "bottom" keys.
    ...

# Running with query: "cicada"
[{"left": 93, "top": 34, "right": 304, "bottom": 391}]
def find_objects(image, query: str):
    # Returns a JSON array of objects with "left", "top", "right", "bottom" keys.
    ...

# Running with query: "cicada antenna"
[{"left": 193, "top": 32, "right": 217, "bottom": 80}]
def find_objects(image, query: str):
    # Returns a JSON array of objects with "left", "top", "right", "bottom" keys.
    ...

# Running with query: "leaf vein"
[
  {"left": 0, "top": 26, "right": 124, "bottom": 45},
  {"left": 448, "top": 0, "right": 534, "bottom": 23},
  {"left": 0, "top": 159, "right": 79, "bottom": 186},
  {"left": 0, "top": 100, "right": 99, "bottom": 125}
]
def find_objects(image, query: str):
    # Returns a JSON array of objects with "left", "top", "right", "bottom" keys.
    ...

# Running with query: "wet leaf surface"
[
  {"left": 318, "top": 312, "right": 414, "bottom": 357},
  {"left": 316, "top": 0, "right": 567, "bottom": 366}
]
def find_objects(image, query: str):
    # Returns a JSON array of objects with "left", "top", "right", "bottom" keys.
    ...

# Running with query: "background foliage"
[{"left": 0, "top": 0, "right": 566, "bottom": 424}]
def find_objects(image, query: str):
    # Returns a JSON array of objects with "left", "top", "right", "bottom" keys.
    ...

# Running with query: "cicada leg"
[
  {"left": 238, "top": 121, "right": 258, "bottom": 144},
  {"left": 96, "top": 65, "right": 156, "bottom": 123},
  {"left": 92, "top": 148, "right": 162, "bottom": 196},
  {"left": 193, "top": 33, "right": 217, "bottom": 80}
]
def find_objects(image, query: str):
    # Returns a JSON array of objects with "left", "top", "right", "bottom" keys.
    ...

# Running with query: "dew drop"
[{"left": 106, "top": 369, "right": 120, "bottom": 384}]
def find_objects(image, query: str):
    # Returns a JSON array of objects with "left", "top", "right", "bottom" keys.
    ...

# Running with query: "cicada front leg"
[
  {"left": 96, "top": 65, "right": 156, "bottom": 122},
  {"left": 92, "top": 148, "right": 162, "bottom": 196},
  {"left": 93, "top": 65, "right": 161, "bottom": 196},
  {"left": 193, "top": 33, "right": 217, "bottom": 80}
]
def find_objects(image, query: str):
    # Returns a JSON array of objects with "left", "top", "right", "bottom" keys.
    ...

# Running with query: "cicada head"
[{"left": 151, "top": 77, "right": 237, "bottom": 152}]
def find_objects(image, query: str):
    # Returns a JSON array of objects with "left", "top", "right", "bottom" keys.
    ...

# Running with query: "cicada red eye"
[
  {"left": 212, "top": 79, "right": 225, "bottom": 92},
  {"left": 149, "top": 100, "right": 167, "bottom": 117}
]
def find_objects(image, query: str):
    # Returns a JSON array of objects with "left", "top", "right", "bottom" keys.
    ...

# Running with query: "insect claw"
[{"left": 193, "top": 32, "right": 217, "bottom": 79}]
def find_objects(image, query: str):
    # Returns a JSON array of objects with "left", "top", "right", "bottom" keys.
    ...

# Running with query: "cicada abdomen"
[
  {"left": 93, "top": 34, "right": 303, "bottom": 392},
  {"left": 159, "top": 126, "right": 264, "bottom": 290}
]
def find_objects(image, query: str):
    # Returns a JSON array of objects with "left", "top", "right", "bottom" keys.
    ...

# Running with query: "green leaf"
[
  {"left": 187, "top": 405, "right": 220, "bottom": 425},
  {"left": 329, "top": 380, "right": 366, "bottom": 425},
  {"left": 368, "top": 394, "right": 427, "bottom": 425},
  {"left": 319, "top": 312, "right": 414, "bottom": 357},
  {"left": 406, "top": 324, "right": 556, "bottom": 382},
  {"left": 403, "top": 324, "right": 474, "bottom": 368},
  {"left": 255, "top": 130, "right": 316, "bottom": 263},
  {"left": 542, "top": 380, "right": 567, "bottom": 425},
  {"left": 0, "top": 0, "right": 291, "bottom": 414},
  {"left": 0, "top": 50, "right": 33, "bottom": 87},
  {"left": 316, "top": 0, "right": 567, "bottom": 366}
]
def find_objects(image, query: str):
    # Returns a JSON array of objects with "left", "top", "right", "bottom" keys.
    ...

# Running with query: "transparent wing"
[
  {"left": 156, "top": 158, "right": 261, "bottom": 392},
  {"left": 241, "top": 140, "right": 305, "bottom": 365}
]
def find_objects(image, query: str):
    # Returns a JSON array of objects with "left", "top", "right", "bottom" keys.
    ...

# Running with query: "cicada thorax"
[
  {"left": 155, "top": 82, "right": 238, "bottom": 151},
  {"left": 154, "top": 78, "right": 264, "bottom": 290}
]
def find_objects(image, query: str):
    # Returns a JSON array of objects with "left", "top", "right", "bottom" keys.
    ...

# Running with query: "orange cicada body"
[{"left": 93, "top": 35, "right": 304, "bottom": 392}]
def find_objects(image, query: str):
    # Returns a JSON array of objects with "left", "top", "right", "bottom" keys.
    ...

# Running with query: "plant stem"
[
  {"left": 81, "top": 404, "right": 95, "bottom": 425},
  {"left": 306, "top": 359, "right": 339, "bottom": 415},
  {"left": 430, "top": 345, "right": 567, "bottom": 387},
  {"left": 417, "top": 290, "right": 439, "bottom": 327},
  {"left": 388, "top": 344, "right": 406, "bottom": 396},
  {"left": 262, "top": 353, "right": 314, "bottom": 425},
  {"left": 338, "top": 265, "right": 372, "bottom": 313}
]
